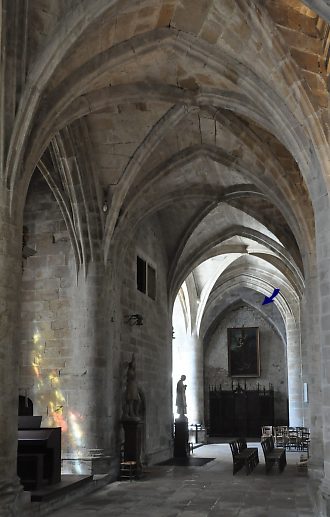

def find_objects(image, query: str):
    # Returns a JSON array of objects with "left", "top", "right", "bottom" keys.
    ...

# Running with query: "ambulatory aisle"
[{"left": 50, "top": 443, "right": 317, "bottom": 517}]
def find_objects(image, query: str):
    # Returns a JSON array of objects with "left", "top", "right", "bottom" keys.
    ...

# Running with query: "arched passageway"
[
  {"left": 172, "top": 231, "right": 304, "bottom": 431},
  {"left": 0, "top": 1, "right": 329, "bottom": 516}
]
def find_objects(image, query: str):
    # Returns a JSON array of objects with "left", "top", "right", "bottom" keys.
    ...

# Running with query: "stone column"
[
  {"left": 286, "top": 315, "right": 303, "bottom": 427},
  {"left": 0, "top": 200, "right": 26, "bottom": 515},
  {"left": 314, "top": 195, "right": 330, "bottom": 513},
  {"left": 191, "top": 330, "right": 205, "bottom": 425},
  {"left": 66, "top": 262, "right": 108, "bottom": 474},
  {"left": 300, "top": 263, "right": 323, "bottom": 471}
]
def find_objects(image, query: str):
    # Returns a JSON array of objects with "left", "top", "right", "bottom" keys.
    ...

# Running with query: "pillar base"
[
  {"left": 0, "top": 478, "right": 26, "bottom": 517},
  {"left": 316, "top": 475, "right": 330, "bottom": 517}
]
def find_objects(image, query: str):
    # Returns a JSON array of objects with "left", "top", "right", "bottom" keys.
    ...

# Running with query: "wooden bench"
[
  {"left": 229, "top": 438, "right": 259, "bottom": 475},
  {"left": 261, "top": 435, "right": 286, "bottom": 473}
]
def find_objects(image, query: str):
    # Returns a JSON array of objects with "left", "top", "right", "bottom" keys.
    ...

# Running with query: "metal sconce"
[{"left": 127, "top": 314, "right": 144, "bottom": 326}]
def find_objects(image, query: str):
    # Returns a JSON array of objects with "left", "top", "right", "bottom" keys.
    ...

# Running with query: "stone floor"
[{"left": 49, "top": 443, "right": 317, "bottom": 517}]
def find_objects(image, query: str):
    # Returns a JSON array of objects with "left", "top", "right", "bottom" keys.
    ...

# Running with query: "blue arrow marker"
[{"left": 262, "top": 288, "right": 280, "bottom": 305}]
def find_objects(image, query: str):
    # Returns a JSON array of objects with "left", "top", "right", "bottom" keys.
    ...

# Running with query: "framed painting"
[{"left": 228, "top": 327, "right": 260, "bottom": 377}]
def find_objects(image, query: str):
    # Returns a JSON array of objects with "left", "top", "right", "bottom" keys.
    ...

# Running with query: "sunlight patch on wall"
[{"left": 30, "top": 326, "right": 85, "bottom": 462}]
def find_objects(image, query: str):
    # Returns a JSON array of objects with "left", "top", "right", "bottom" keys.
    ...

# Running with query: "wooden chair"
[
  {"left": 269, "top": 435, "right": 286, "bottom": 455},
  {"left": 299, "top": 430, "right": 310, "bottom": 457},
  {"left": 229, "top": 440, "right": 243, "bottom": 474},
  {"left": 287, "top": 427, "right": 299, "bottom": 451},
  {"left": 261, "top": 426, "right": 273, "bottom": 440},
  {"left": 261, "top": 436, "right": 286, "bottom": 473},
  {"left": 229, "top": 439, "right": 259, "bottom": 475},
  {"left": 120, "top": 460, "right": 137, "bottom": 481},
  {"left": 237, "top": 437, "right": 259, "bottom": 468},
  {"left": 273, "top": 426, "right": 287, "bottom": 448}
]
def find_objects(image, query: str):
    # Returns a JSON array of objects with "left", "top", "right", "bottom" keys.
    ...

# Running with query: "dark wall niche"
[{"left": 136, "top": 255, "right": 156, "bottom": 300}]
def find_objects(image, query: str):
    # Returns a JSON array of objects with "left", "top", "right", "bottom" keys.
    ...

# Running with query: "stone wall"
[
  {"left": 204, "top": 304, "right": 288, "bottom": 425},
  {"left": 19, "top": 172, "right": 76, "bottom": 456},
  {"left": 118, "top": 214, "right": 173, "bottom": 464},
  {"left": 19, "top": 172, "right": 174, "bottom": 470},
  {"left": 20, "top": 172, "right": 110, "bottom": 475}
]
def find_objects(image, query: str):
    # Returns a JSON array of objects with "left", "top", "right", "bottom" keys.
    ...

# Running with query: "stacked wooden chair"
[
  {"left": 273, "top": 426, "right": 287, "bottom": 448},
  {"left": 261, "top": 425, "right": 273, "bottom": 441},
  {"left": 297, "top": 427, "right": 310, "bottom": 457},
  {"left": 273, "top": 426, "right": 310, "bottom": 455}
]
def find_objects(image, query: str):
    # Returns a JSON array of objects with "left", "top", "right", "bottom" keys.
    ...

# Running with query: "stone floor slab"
[{"left": 49, "top": 443, "right": 317, "bottom": 517}]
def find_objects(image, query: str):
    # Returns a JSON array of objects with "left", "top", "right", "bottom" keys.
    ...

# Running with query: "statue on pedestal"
[
  {"left": 174, "top": 374, "right": 188, "bottom": 457},
  {"left": 123, "top": 353, "right": 140, "bottom": 420},
  {"left": 176, "top": 374, "right": 187, "bottom": 420}
]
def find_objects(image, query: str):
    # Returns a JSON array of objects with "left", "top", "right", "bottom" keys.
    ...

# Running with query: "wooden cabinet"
[{"left": 209, "top": 387, "right": 274, "bottom": 437}]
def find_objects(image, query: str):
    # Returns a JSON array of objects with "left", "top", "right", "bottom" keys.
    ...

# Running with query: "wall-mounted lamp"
[
  {"left": 127, "top": 314, "right": 143, "bottom": 326},
  {"left": 102, "top": 200, "right": 108, "bottom": 213},
  {"left": 22, "top": 245, "right": 37, "bottom": 259}
]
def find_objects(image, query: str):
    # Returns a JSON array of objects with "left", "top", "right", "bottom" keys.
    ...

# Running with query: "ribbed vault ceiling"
[{"left": 13, "top": 0, "right": 329, "bottom": 339}]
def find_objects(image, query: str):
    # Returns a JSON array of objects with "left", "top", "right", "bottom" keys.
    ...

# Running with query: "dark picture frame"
[{"left": 228, "top": 327, "right": 260, "bottom": 377}]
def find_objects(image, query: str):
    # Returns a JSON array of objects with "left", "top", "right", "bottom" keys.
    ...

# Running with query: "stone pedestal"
[
  {"left": 174, "top": 417, "right": 189, "bottom": 458},
  {"left": 122, "top": 419, "right": 143, "bottom": 473},
  {"left": 62, "top": 449, "right": 112, "bottom": 475}
]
